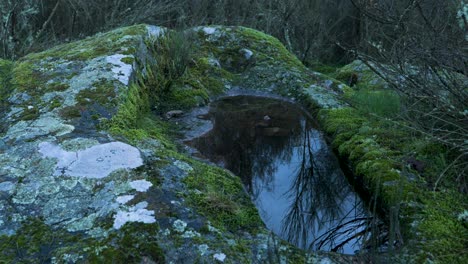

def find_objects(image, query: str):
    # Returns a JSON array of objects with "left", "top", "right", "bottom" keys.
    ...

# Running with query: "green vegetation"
[
  {"left": 331, "top": 60, "right": 387, "bottom": 90},
  {"left": 316, "top": 61, "right": 467, "bottom": 262},
  {"left": 183, "top": 56, "right": 230, "bottom": 96},
  {"left": 18, "top": 105, "right": 40, "bottom": 120},
  {"left": 183, "top": 160, "right": 263, "bottom": 232},
  {"left": 236, "top": 27, "right": 303, "bottom": 69},
  {"left": 0, "top": 219, "right": 164, "bottom": 263},
  {"left": 415, "top": 191, "right": 468, "bottom": 263},
  {"left": 76, "top": 81, "right": 117, "bottom": 107},
  {"left": 23, "top": 25, "right": 147, "bottom": 62},
  {"left": 348, "top": 90, "right": 400, "bottom": 118},
  {"left": 0, "top": 219, "right": 84, "bottom": 263},
  {"left": 120, "top": 56, "right": 134, "bottom": 65},
  {"left": 319, "top": 106, "right": 467, "bottom": 262},
  {"left": 144, "top": 30, "right": 193, "bottom": 99},
  {"left": 46, "top": 82, "right": 70, "bottom": 92},
  {"left": 306, "top": 60, "right": 343, "bottom": 75},
  {"left": 106, "top": 79, "right": 175, "bottom": 148},
  {"left": 87, "top": 223, "right": 164, "bottom": 263},
  {"left": 10, "top": 61, "right": 45, "bottom": 93}
]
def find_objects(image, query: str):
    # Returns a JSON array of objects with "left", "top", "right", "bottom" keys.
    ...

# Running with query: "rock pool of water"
[{"left": 179, "top": 95, "right": 371, "bottom": 254}]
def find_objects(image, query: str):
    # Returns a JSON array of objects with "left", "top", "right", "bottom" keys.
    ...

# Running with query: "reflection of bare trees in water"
[
  {"left": 281, "top": 123, "right": 387, "bottom": 253},
  {"left": 248, "top": 126, "right": 302, "bottom": 198},
  {"left": 190, "top": 96, "right": 303, "bottom": 195},
  {"left": 189, "top": 96, "right": 388, "bottom": 254}
]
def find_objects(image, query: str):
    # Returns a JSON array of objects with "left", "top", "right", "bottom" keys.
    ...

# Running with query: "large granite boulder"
[{"left": 0, "top": 25, "right": 349, "bottom": 263}]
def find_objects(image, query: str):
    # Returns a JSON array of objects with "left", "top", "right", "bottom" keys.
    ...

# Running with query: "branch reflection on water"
[
  {"left": 281, "top": 124, "right": 370, "bottom": 253},
  {"left": 188, "top": 96, "right": 385, "bottom": 254}
]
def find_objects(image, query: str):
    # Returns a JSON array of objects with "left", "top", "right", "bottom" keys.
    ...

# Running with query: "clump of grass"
[
  {"left": 144, "top": 30, "right": 194, "bottom": 101},
  {"left": 350, "top": 90, "right": 401, "bottom": 118},
  {"left": 107, "top": 30, "right": 193, "bottom": 147}
]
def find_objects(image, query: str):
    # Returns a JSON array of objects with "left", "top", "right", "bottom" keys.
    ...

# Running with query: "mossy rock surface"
[{"left": 0, "top": 24, "right": 354, "bottom": 264}]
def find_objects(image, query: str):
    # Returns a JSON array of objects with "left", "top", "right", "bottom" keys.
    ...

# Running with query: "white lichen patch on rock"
[
  {"left": 213, "top": 253, "right": 226, "bottom": 262},
  {"left": 173, "top": 219, "right": 187, "bottom": 233},
  {"left": 129, "top": 179, "right": 153, "bottom": 192},
  {"left": 198, "top": 244, "right": 210, "bottom": 256},
  {"left": 116, "top": 195, "right": 135, "bottom": 204},
  {"left": 113, "top": 201, "right": 156, "bottom": 229},
  {"left": 203, "top": 27, "right": 217, "bottom": 35},
  {"left": 181, "top": 230, "right": 201, "bottom": 238},
  {"left": 106, "top": 54, "right": 133, "bottom": 85},
  {"left": 39, "top": 141, "right": 143, "bottom": 178}
]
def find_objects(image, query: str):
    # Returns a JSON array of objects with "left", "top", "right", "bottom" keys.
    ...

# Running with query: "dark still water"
[{"left": 186, "top": 95, "right": 371, "bottom": 254}]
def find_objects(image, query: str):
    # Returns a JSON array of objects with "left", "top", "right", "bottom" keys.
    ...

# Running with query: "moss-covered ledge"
[{"left": 317, "top": 106, "right": 467, "bottom": 263}]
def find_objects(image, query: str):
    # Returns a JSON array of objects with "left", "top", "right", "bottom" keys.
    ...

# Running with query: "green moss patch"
[
  {"left": 158, "top": 86, "right": 209, "bottom": 111},
  {"left": 107, "top": 77, "right": 175, "bottom": 148},
  {"left": 332, "top": 60, "right": 387, "bottom": 90},
  {"left": 11, "top": 61, "right": 46, "bottom": 94},
  {"left": 46, "top": 82, "right": 70, "bottom": 92},
  {"left": 76, "top": 81, "right": 118, "bottom": 107},
  {"left": 108, "top": 90, "right": 171, "bottom": 148},
  {"left": 0, "top": 218, "right": 165, "bottom": 263},
  {"left": 183, "top": 57, "right": 231, "bottom": 96},
  {"left": 0, "top": 219, "right": 86, "bottom": 263},
  {"left": 183, "top": 160, "right": 263, "bottom": 233},
  {"left": 415, "top": 191, "right": 468, "bottom": 263},
  {"left": 120, "top": 57, "right": 134, "bottom": 65},
  {"left": 238, "top": 27, "right": 303, "bottom": 68},
  {"left": 23, "top": 25, "right": 147, "bottom": 62},
  {"left": 87, "top": 223, "right": 164, "bottom": 263},
  {"left": 18, "top": 106, "right": 40, "bottom": 120}
]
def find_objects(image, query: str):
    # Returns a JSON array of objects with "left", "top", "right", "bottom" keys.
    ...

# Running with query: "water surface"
[{"left": 187, "top": 96, "right": 370, "bottom": 254}]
